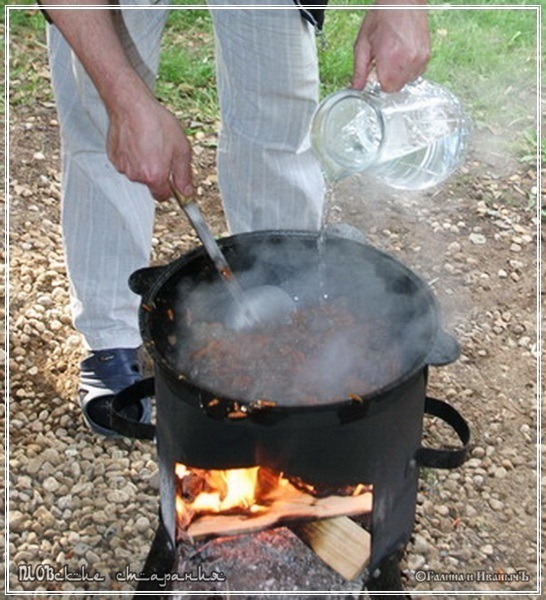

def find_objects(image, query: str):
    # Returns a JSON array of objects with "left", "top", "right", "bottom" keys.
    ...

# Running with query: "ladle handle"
[
  {"left": 168, "top": 178, "right": 239, "bottom": 287},
  {"left": 170, "top": 179, "right": 192, "bottom": 208}
]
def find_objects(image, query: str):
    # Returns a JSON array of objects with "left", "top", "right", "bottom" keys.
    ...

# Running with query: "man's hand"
[
  {"left": 42, "top": 1, "right": 194, "bottom": 201},
  {"left": 352, "top": 0, "right": 430, "bottom": 92},
  {"left": 107, "top": 90, "right": 194, "bottom": 201}
]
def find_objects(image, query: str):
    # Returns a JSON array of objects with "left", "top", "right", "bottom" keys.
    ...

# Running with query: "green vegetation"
[
  {"left": 157, "top": 7, "right": 217, "bottom": 122},
  {"left": 5, "top": 1, "right": 541, "bottom": 160},
  {"left": 161, "top": 1, "right": 539, "bottom": 139}
]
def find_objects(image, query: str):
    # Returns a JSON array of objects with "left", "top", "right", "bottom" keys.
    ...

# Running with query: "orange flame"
[
  {"left": 176, "top": 464, "right": 278, "bottom": 527},
  {"left": 175, "top": 463, "right": 372, "bottom": 535}
]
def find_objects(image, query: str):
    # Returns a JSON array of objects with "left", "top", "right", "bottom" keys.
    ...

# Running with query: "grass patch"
[
  {"left": 158, "top": 7, "right": 217, "bottom": 125},
  {"left": 5, "top": 4, "right": 51, "bottom": 108},
  {"left": 319, "top": 3, "right": 538, "bottom": 122},
  {"left": 317, "top": 2, "right": 540, "bottom": 167},
  {"left": 5, "top": 1, "right": 540, "bottom": 164}
]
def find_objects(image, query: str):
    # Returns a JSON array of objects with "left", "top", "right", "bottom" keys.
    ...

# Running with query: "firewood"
[
  {"left": 291, "top": 516, "right": 371, "bottom": 581},
  {"left": 185, "top": 490, "right": 372, "bottom": 540}
]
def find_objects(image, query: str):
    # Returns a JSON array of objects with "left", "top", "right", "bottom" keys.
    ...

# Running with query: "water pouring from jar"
[{"left": 170, "top": 181, "right": 295, "bottom": 331}]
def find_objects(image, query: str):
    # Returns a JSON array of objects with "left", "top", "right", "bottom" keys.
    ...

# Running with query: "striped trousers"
[{"left": 48, "top": 0, "right": 324, "bottom": 350}]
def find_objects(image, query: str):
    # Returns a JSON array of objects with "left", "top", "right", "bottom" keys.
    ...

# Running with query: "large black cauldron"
[{"left": 114, "top": 231, "right": 470, "bottom": 593}]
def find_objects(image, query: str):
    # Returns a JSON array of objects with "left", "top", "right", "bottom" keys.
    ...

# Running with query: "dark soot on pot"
[{"left": 169, "top": 238, "right": 434, "bottom": 406}]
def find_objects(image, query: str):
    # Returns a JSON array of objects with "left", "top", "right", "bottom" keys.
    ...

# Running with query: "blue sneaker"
[{"left": 78, "top": 348, "right": 151, "bottom": 437}]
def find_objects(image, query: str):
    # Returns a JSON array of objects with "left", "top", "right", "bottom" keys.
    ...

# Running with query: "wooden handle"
[{"left": 169, "top": 178, "right": 192, "bottom": 208}]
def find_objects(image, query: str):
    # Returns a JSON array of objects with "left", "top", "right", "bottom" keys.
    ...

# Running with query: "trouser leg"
[
  {"left": 47, "top": 2, "right": 168, "bottom": 350},
  {"left": 208, "top": 0, "right": 325, "bottom": 233}
]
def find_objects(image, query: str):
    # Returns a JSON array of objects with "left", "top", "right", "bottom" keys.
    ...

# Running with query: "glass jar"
[{"left": 311, "top": 78, "right": 471, "bottom": 190}]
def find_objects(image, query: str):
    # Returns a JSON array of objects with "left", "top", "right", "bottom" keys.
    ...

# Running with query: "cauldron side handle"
[
  {"left": 129, "top": 266, "right": 167, "bottom": 296},
  {"left": 426, "top": 329, "right": 461, "bottom": 366}
]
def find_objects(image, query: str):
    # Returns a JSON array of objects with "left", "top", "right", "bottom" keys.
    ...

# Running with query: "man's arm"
[
  {"left": 41, "top": 1, "right": 194, "bottom": 201},
  {"left": 352, "top": 0, "right": 430, "bottom": 92}
]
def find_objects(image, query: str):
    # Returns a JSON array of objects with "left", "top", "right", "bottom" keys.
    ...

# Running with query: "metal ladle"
[{"left": 170, "top": 182, "right": 295, "bottom": 331}]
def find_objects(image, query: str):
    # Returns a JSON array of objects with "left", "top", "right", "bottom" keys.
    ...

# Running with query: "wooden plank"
[
  {"left": 292, "top": 516, "right": 371, "bottom": 581},
  {"left": 186, "top": 490, "right": 372, "bottom": 540}
]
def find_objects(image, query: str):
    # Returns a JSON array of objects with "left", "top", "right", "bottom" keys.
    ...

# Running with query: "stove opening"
[{"left": 175, "top": 463, "right": 373, "bottom": 542}]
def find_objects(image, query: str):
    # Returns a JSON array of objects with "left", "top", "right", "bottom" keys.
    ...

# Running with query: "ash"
[{"left": 172, "top": 527, "right": 365, "bottom": 595}]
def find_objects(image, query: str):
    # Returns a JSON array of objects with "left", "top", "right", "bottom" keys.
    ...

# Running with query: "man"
[{"left": 40, "top": 0, "right": 430, "bottom": 436}]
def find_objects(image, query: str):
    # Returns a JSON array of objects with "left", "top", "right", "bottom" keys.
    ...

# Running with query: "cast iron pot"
[{"left": 126, "top": 231, "right": 462, "bottom": 475}]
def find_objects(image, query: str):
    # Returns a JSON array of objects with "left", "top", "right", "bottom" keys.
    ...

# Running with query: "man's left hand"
[{"left": 352, "top": 0, "right": 430, "bottom": 92}]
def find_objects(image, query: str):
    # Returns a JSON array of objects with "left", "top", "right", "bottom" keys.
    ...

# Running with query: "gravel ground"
[{"left": 4, "top": 22, "right": 542, "bottom": 600}]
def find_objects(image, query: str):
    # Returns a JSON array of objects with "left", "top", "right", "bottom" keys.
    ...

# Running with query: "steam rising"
[{"left": 165, "top": 236, "right": 438, "bottom": 406}]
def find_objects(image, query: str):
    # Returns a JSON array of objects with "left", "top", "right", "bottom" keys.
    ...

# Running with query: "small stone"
[
  {"left": 73, "top": 542, "right": 89, "bottom": 557},
  {"left": 494, "top": 467, "right": 508, "bottom": 479},
  {"left": 92, "top": 511, "right": 110, "bottom": 525},
  {"left": 70, "top": 462, "right": 81, "bottom": 478},
  {"left": 147, "top": 471, "right": 160, "bottom": 490},
  {"left": 17, "top": 475, "right": 33, "bottom": 490},
  {"left": 489, "top": 498, "right": 504, "bottom": 511},
  {"left": 412, "top": 534, "right": 431, "bottom": 555},
  {"left": 50, "top": 319, "right": 63, "bottom": 332},
  {"left": 481, "top": 544, "right": 494, "bottom": 556},
  {"left": 66, "top": 531, "right": 80, "bottom": 545},
  {"left": 81, "top": 448, "right": 94, "bottom": 460},
  {"left": 10, "top": 511, "right": 27, "bottom": 532},
  {"left": 469, "top": 233, "right": 486, "bottom": 245},
  {"left": 85, "top": 550, "right": 101, "bottom": 564},
  {"left": 472, "top": 446, "right": 486, "bottom": 458},
  {"left": 135, "top": 516, "right": 151, "bottom": 532},
  {"left": 57, "top": 496, "right": 73, "bottom": 511},
  {"left": 36, "top": 294, "right": 53, "bottom": 307},
  {"left": 106, "top": 490, "right": 130, "bottom": 504},
  {"left": 41, "top": 448, "right": 61, "bottom": 466},
  {"left": 14, "top": 550, "right": 35, "bottom": 563},
  {"left": 407, "top": 554, "right": 426, "bottom": 571},
  {"left": 43, "top": 477, "right": 61, "bottom": 493},
  {"left": 518, "top": 336, "right": 531, "bottom": 348},
  {"left": 34, "top": 506, "right": 57, "bottom": 528},
  {"left": 447, "top": 241, "right": 461, "bottom": 253},
  {"left": 473, "top": 475, "right": 484, "bottom": 488}
]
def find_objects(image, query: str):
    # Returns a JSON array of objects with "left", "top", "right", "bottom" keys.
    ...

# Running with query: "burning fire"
[
  {"left": 176, "top": 464, "right": 287, "bottom": 527},
  {"left": 175, "top": 463, "right": 371, "bottom": 536}
]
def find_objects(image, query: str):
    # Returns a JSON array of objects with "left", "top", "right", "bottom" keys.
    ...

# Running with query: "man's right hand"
[
  {"left": 42, "top": 1, "right": 194, "bottom": 201},
  {"left": 106, "top": 90, "right": 194, "bottom": 201}
]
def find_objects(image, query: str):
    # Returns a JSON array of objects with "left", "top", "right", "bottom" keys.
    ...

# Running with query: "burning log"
[
  {"left": 184, "top": 489, "right": 372, "bottom": 540},
  {"left": 179, "top": 472, "right": 205, "bottom": 503},
  {"left": 175, "top": 464, "right": 372, "bottom": 545}
]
